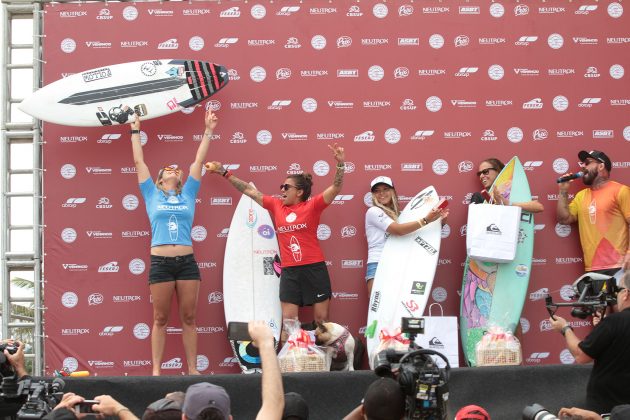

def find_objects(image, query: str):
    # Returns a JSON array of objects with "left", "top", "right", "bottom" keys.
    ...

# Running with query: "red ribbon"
[{"left": 379, "top": 330, "right": 410, "bottom": 345}]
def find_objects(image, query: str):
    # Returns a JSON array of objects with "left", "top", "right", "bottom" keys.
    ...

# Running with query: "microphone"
[{"left": 556, "top": 172, "right": 584, "bottom": 183}]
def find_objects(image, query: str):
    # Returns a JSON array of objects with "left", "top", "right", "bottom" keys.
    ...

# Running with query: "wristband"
[
  {"left": 561, "top": 325, "right": 573, "bottom": 337},
  {"left": 423, "top": 218, "right": 429, "bottom": 225},
  {"left": 223, "top": 170, "right": 233, "bottom": 179},
  {"left": 130, "top": 130, "right": 140, "bottom": 135}
]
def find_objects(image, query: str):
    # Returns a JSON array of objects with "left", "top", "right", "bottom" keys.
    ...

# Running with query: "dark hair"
[
  {"left": 287, "top": 173, "right": 313, "bottom": 201},
  {"left": 197, "top": 407, "right": 226, "bottom": 420},
  {"left": 143, "top": 410, "right": 183, "bottom": 420},
  {"left": 482, "top": 158, "right": 505, "bottom": 172},
  {"left": 363, "top": 378, "right": 405, "bottom": 420}
]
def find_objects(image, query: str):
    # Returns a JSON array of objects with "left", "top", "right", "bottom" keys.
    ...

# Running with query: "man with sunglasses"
[
  {"left": 130, "top": 109, "right": 218, "bottom": 376},
  {"left": 556, "top": 150, "right": 630, "bottom": 278},
  {"left": 549, "top": 271, "right": 630, "bottom": 414}
]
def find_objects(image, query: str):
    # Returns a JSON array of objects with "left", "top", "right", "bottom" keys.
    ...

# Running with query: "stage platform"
[{"left": 60, "top": 364, "right": 591, "bottom": 419}]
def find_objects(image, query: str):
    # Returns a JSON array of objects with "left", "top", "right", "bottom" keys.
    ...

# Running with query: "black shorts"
[
  {"left": 280, "top": 261, "right": 331, "bottom": 306},
  {"left": 149, "top": 254, "right": 201, "bottom": 284}
]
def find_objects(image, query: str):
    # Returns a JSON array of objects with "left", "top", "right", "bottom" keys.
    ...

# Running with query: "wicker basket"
[
  {"left": 476, "top": 337, "right": 522, "bottom": 366},
  {"left": 279, "top": 349, "right": 330, "bottom": 372}
]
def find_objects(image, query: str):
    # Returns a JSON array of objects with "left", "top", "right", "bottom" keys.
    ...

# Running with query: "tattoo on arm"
[
  {"left": 334, "top": 166, "right": 345, "bottom": 187},
  {"left": 229, "top": 176, "right": 250, "bottom": 193}
]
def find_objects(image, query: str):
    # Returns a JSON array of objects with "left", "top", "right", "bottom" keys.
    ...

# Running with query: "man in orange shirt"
[{"left": 557, "top": 150, "right": 630, "bottom": 277}]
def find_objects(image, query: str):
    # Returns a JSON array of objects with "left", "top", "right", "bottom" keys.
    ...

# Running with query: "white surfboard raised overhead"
[{"left": 19, "top": 59, "right": 229, "bottom": 127}]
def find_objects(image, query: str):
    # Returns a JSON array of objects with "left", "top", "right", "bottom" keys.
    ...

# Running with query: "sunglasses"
[
  {"left": 476, "top": 168, "right": 497, "bottom": 177},
  {"left": 578, "top": 159, "right": 602, "bottom": 168},
  {"left": 162, "top": 166, "right": 181, "bottom": 173},
  {"left": 280, "top": 184, "right": 298, "bottom": 191}
]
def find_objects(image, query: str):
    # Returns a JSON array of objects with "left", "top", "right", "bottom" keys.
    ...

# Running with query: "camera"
[
  {"left": 545, "top": 273, "right": 618, "bottom": 319},
  {"left": 0, "top": 374, "right": 64, "bottom": 419},
  {"left": 374, "top": 318, "right": 451, "bottom": 420},
  {"left": 0, "top": 341, "right": 20, "bottom": 377},
  {"left": 523, "top": 403, "right": 559, "bottom": 420}
]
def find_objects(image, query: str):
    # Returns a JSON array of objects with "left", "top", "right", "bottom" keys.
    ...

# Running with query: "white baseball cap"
[{"left": 370, "top": 176, "right": 394, "bottom": 191}]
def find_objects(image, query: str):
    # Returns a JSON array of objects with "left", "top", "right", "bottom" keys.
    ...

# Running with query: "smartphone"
[
  {"left": 76, "top": 400, "right": 98, "bottom": 414},
  {"left": 227, "top": 321, "right": 252, "bottom": 341},
  {"left": 437, "top": 198, "right": 449, "bottom": 209}
]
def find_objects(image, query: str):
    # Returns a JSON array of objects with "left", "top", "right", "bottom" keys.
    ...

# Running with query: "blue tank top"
[{"left": 139, "top": 177, "right": 200, "bottom": 247}]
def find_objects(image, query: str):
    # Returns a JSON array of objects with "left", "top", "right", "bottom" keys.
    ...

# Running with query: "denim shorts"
[
  {"left": 365, "top": 262, "right": 378, "bottom": 281},
  {"left": 149, "top": 254, "right": 201, "bottom": 284}
]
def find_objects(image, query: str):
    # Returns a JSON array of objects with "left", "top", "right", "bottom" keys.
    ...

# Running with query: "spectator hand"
[
  {"left": 248, "top": 320, "right": 274, "bottom": 348},
  {"left": 558, "top": 406, "right": 602, "bottom": 420},
  {"left": 93, "top": 395, "right": 128, "bottom": 417},
  {"left": 4, "top": 340, "right": 27, "bottom": 377}
]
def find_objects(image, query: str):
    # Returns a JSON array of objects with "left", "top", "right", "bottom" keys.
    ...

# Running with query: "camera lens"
[{"left": 522, "top": 403, "right": 559, "bottom": 420}]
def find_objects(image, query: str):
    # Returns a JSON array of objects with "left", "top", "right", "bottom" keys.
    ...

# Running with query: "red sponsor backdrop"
[{"left": 41, "top": 1, "right": 630, "bottom": 375}]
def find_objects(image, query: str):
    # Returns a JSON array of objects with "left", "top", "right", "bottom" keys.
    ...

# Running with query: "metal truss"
[{"left": 1, "top": 0, "right": 43, "bottom": 375}]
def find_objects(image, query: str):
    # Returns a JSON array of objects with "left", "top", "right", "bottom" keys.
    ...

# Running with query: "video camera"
[
  {"left": 374, "top": 318, "right": 451, "bottom": 420},
  {"left": 545, "top": 273, "right": 618, "bottom": 320},
  {"left": 0, "top": 374, "right": 64, "bottom": 419}
]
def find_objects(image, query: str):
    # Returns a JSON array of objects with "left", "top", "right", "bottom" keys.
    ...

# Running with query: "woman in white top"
[{"left": 364, "top": 176, "right": 449, "bottom": 295}]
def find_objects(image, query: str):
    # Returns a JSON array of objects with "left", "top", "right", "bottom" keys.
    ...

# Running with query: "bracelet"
[
  {"left": 130, "top": 130, "right": 140, "bottom": 135},
  {"left": 336, "top": 163, "right": 345, "bottom": 169},
  {"left": 561, "top": 325, "right": 573, "bottom": 337},
  {"left": 115, "top": 407, "right": 131, "bottom": 417},
  {"left": 204, "top": 132, "right": 212, "bottom": 137},
  {"left": 223, "top": 170, "right": 233, "bottom": 179},
  {"left": 423, "top": 218, "right": 429, "bottom": 225}
]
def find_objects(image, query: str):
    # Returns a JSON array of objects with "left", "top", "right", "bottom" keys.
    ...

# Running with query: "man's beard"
[{"left": 582, "top": 168, "right": 597, "bottom": 185}]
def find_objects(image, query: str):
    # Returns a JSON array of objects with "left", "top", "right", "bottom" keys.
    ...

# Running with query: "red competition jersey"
[{"left": 263, "top": 193, "right": 329, "bottom": 267}]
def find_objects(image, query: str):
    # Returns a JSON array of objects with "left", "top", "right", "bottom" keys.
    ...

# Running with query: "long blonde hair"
[{"left": 371, "top": 189, "right": 400, "bottom": 221}]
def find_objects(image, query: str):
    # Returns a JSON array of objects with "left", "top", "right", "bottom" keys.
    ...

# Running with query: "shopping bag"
[
  {"left": 415, "top": 303, "right": 459, "bottom": 368},
  {"left": 466, "top": 203, "right": 521, "bottom": 263}
]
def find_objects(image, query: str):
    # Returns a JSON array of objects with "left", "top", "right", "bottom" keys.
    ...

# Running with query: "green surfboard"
[{"left": 460, "top": 157, "right": 535, "bottom": 366}]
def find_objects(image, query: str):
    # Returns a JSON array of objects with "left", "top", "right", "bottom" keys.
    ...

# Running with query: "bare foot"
[{"left": 188, "top": 370, "right": 201, "bottom": 375}]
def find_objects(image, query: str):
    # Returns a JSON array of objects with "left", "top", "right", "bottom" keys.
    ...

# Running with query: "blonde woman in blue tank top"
[{"left": 130, "top": 109, "right": 218, "bottom": 376}]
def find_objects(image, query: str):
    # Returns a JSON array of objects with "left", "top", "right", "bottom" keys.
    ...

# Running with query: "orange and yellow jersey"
[{"left": 569, "top": 181, "right": 630, "bottom": 271}]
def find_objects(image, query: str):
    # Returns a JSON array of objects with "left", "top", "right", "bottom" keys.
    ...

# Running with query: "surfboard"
[
  {"left": 365, "top": 186, "right": 442, "bottom": 368},
  {"left": 223, "top": 186, "right": 281, "bottom": 373},
  {"left": 19, "top": 59, "right": 229, "bottom": 127},
  {"left": 460, "top": 156, "right": 534, "bottom": 366}
]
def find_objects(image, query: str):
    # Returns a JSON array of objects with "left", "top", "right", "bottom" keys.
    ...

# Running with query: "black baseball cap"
[
  {"left": 282, "top": 392, "right": 309, "bottom": 420},
  {"left": 578, "top": 150, "right": 611, "bottom": 172}
]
